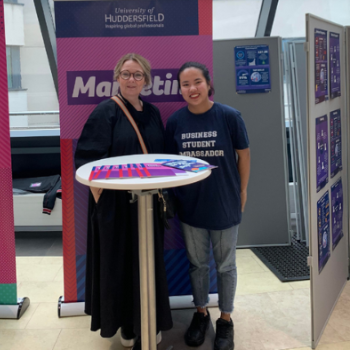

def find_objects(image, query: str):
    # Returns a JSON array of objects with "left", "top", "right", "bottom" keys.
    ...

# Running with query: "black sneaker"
[
  {"left": 184, "top": 310, "right": 210, "bottom": 347},
  {"left": 131, "top": 332, "right": 162, "bottom": 349},
  {"left": 214, "top": 318, "right": 234, "bottom": 350},
  {"left": 121, "top": 325, "right": 137, "bottom": 347}
]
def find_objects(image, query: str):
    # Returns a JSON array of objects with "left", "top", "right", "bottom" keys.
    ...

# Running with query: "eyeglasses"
[{"left": 119, "top": 70, "right": 145, "bottom": 81}]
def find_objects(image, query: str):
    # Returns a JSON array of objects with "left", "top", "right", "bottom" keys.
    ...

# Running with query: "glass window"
[
  {"left": 213, "top": 0, "right": 263, "bottom": 40},
  {"left": 271, "top": 0, "right": 350, "bottom": 38},
  {"left": 6, "top": 46, "right": 21, "bottom": 89},
  {"left": 6, "top": 47, "right": 13, "bottom": 89},
  {"left": 6, "top": 0, "right": 59, "bottom": 129}
]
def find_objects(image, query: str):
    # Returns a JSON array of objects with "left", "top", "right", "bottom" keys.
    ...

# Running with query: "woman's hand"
[{"left": 90, "top": 187, "right": 103, "bottom": 204}]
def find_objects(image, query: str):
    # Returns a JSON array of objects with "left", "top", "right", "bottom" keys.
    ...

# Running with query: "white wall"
[
  {"left": 214, "top": 0, "right": 350, "bottom": 41},
  {"left": 271, "top": 0, "right": 350, "bottom": 37},
  {"left": 4, "top": 3, "right": 24, "bottom": 46},
  {"left": 9, "top": 90, "right": 28, "bottom": 128},
  {"left": 213, "top": 0, "right": 262, "bottom": 40}
]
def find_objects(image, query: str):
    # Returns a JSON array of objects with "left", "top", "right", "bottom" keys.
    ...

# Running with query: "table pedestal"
[
  {"left": 75, "top": 154, "right": 211, "bottom": 348},
  {"left": 136, "top": 190, "right": 158, "bottom": 350}
]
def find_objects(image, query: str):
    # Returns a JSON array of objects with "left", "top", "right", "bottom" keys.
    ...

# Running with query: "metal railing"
[{"left": 9, "top": 111, "right": 60, "bottom": 129}]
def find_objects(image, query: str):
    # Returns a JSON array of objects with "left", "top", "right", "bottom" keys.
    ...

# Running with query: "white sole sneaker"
[
  {"left": 121, "top": 336, "right": 137, "bottom": 347},
  {"left": 121, "top": 331, "right": 162, "bottom": 348},
  {"left": 156, "top": 331, "right": 162, "bottom": 344}
]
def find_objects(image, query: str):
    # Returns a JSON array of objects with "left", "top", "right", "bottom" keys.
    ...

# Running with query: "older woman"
[{"left": 75, "top": 53, "right": 172, "bottom": 349}]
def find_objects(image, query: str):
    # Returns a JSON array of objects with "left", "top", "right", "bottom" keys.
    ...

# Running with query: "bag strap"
[{"left": 111, "top": 95, "right": 148, "bottom": 154}]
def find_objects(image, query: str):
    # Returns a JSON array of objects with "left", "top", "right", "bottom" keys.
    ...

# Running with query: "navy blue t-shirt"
[{"left": 165, "top": 102, "right": 249, "bottom": 230}]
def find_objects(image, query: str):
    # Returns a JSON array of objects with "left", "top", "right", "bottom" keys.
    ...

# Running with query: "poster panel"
[
  {"left": 55, "top": 0, "right": 213, "bottom": 304},
  {"left": 331, "top": 178, "right": 343, "bottom": 250},
  {"left": 0, "top": 0, "right": 17, "bottom": 306},
  {"left": 314, "top": 29, "right": 328, "bottom": 104},
  {"left": 315, "top": 115, "right": 328, "bottom": 192},
  {"left": 234, "top": 45, "right": 271, "bottom": 94},
  {"left": 317, "top": 191, "right": 330, "bottom": 273},
  {"left": 330, "top": 109, "right": 342, "bottom": 178},
  {"left": 306, "top": 14, "right": 348, "bottom": 348},
  {"left": 329, "top": 32, "right": 341, "bottom": 99}
]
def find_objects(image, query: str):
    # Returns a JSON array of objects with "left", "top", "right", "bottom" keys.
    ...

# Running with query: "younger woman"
[{"left": 165, "top": 62, "right": 250, "bottom": 350}]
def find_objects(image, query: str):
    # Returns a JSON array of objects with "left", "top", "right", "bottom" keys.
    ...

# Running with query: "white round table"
[{"left": 76, "top": 154, "right": 211, "bottom": 350}]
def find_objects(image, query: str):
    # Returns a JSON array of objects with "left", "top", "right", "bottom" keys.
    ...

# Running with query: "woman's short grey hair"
[{"left": 113, "top": 53, "right": 152, "bottom": 86}]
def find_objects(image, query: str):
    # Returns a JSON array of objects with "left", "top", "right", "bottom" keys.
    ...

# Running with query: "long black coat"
[{"left": 75, "top": 97, "right": 173, "bottom": 337}]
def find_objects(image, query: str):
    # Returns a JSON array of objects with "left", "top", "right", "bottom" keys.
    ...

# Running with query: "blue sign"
[
  {"left": 331, "top": 178, "right": 343, "bottom": 250},
  {"left": 234, "top": 45, "right": 271, "bottom": 94},
  {"left": 330, "top": 109, "right": 342, "bottom": 178},
  {"left": 55, "top": 0, "right": 199, "bottom": 38},
  {"left": 317, "top": 191, "right": 330, "bottom": 274}
]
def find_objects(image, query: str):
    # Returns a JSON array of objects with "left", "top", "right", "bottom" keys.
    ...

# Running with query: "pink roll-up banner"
[
  {"left": 0, "top": 0, "right": 29, "bottom": 319},
  {"left": 55, "top": 0, "right": 213, "bottom": 315}
]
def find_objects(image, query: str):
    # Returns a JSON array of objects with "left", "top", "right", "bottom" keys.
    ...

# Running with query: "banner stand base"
[
  {"left": 0, "top": 297, "right": 30, "bottom": 319},
  {"left": 58, "top": 296, "right": 86, "bottom": 318},
  {"left": 58, "top": 294, "right": 219, "bottom": 317}
]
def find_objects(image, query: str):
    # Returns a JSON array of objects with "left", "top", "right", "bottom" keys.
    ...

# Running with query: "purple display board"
[
  {"left": 55, "top": 0, "right": 213, "bottom": 302},
  {"left": 331, "top": 178, "right": 343, "bottom": 250},
  {"left": 329, "top": 32, "right": 341, "bottom": 99},
  {"left": 315, "top": 29, "right": 328, "bottom": 104},
  {"left": 330, "top": 109, "right": 342, "bottom": 178},
  {"left": 234, "top": 45, "right": 271, "bottom": 94},
  {"left": 317, "top": 191, "right": 330, "bottom": 274},
  {"left": 316, "top": 115, "right": 328, "bottom": 192}
]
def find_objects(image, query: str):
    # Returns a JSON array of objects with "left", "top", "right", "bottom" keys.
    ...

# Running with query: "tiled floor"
[{"left": 1, "top": 243, "right": 350, "bottom": 349}]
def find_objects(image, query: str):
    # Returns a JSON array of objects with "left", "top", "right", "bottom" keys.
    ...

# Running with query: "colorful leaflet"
[
  {"left": 162, "top": 160, "right": 217, "bottom": 172},
  {"left": 89, "top": 166, "right": 96, "bottom": 181},
  {"left": 89, "top": 163, "right": 187, "bottom": 180}
]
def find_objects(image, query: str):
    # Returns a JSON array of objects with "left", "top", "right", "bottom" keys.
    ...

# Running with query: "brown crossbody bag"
[{"left": 111, "top": 95, "right": 175, "bottom": 229}]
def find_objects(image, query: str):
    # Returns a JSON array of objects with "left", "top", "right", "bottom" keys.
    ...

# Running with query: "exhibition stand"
[
  {"left": 54, "top": 0, "right": 215, "bottom": 313},
  {"left": 0, "top": 0, "right": 29, "bottom": 319},
  {"left": 75, "top": 154, "right": 211, "bottom": 350},
  {"left": 306, "top": 14, "right": 349, "bottom": 348},
  {"left": 3, "top": 0, "right": 349, "bottom": 346}
]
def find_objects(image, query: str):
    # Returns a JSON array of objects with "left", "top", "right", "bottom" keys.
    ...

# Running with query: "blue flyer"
[
  {"left": 330, "top": 109, "right": 342, "bottom": 178},
  {"left": 162, "top": 160, "right": 217, "bottom": 172},
  {"left": 331, "top": 178, "right": 343, "bottom": 250},
  {"left": 234, "top": 45, "right": 271, "bottom": 94},
  {"left": 329, "top": 32, "right": 341, "bottom": 99},
  {"left": 316, "top": 115, "right": 329, "bottom": 192},
  {"left": 315, "top": 28, "right": 328, "bottom": 104},
  {"left": 317, "top": 191, "right": 331, "bottom": 274}
]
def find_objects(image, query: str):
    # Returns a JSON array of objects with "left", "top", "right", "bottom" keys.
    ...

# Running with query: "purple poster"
[
  {"left": 316, "top": 115, "right": 328, "bottom": 192},
  {"left": 317, "top": 191, "right": 330, "bottom": 274},
  {"left": 315, "top": 29, "right": 328, "bottom": 104},
  {"left": 329, "top": 32, "right": 341, "bottom": 99},
  {"left": 234, "top": 45, "right": 271, "bottom": 94},
  {"left": 330, "top": 109, "right": 342, "bottom": 178},
  {"left": 331, "top": 178, "right": 343, "bottom": 250}
]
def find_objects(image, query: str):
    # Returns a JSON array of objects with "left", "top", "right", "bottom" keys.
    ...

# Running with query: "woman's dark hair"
[{"left": 177, "top": 61, "right": 215, "bottom": 96}]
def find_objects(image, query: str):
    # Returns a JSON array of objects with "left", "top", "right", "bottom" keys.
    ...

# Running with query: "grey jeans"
[{"left": 181, "top": 222, "right": 239, "bottom": 313}]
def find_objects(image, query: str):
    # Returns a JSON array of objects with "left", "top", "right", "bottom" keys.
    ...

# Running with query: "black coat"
[{"left": 75, "top": 97, "right": 173, "bottom": 337}]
